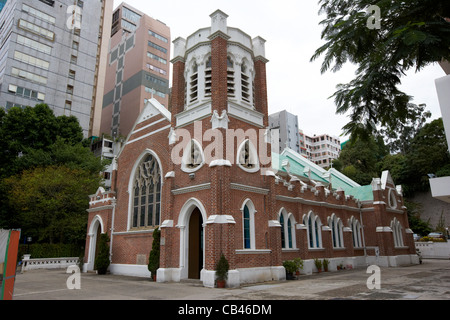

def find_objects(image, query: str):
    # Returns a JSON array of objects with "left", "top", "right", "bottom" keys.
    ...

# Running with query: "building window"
[
  {"left": 148, "top": 40, "right": 167, "bottom": 54},
  {"left": 391, "top": 218, "right": 404, "bottom": 247},
  {"left": 121, "top": 19, "right": 137, "bottom": 32},
  {"left": 243, "top": 205, "right": 251, "bottom": 249},
  {"left": 242, "top": 199, "right": 256, "bottom": 249},
  {"left": 122, "top": 6, "right": 141, "bottom": 24},
  {"left": 147, "top": 63, "right": 167, "bottom": 76},
  {"left": 39, "top": 0, "right": 55, "bottom": 7},
  {"left": 304, "top": 211, "right": 322, "bottom": 249},
  {"left": 11, "top": 67, "right": 47, "bottom": 85},
  {"left": 64, "top": 100, "right": 72, "bottom": 110},
  {"left": 16, "top": 34, "right": 52, "bottom": 54},
  {"left": 349, "top": 216, "right": 363, "bottom": 248},
  {"left": 227, "top": 56, "right": 235, "bottom": 97},
  {"left": 149, "top": 30, "right": 168, "bottom": 43},
  {"left": 181, "top": 139, "right": 204, "bottom": 172},
  {"left": 66, "top": 85, "right": 74, "bottom": 95},
  {"left": 237, "top": 139, "right": 259, "bottom": 173},
  {"left": 189, "top": 61, "right": 198, "bottom": 103},
  {"left": 72, "top": 41, "right": 79, "bottom": 50},
  {"left": 329, "top": 214, "right": 344, "bottom": 248},
  {"left": 388, "top": 189, "right": 397, "bottom": 209},
  {"left": 205, "top": 57, "right": 212, "bottom": 97},
  {"left": 14, "top": 51, "right": 50, "bottom": 70},
  {"left": 147, "top": 52, "right": 166, "bottom": 64},
  {"left": 22, "top": 4, "right": 56, "bottom": 24},
  {"left": 68, "top": 69, "right": 76, "bottom": 79},
  {"left": 8, "top": 84, "right": 45, "bottom": 101},
  {"left": 18, "top": 19, "right": 55, "bottom": 41},
  {"left": 132, "top": 154, "right": 161, "bottom": 228},
  {"left": 279, "top": 209, "right": 296, "bottom": 249},
  {"left": 241, "top": 63, "right": 251, "bottom": 103}
]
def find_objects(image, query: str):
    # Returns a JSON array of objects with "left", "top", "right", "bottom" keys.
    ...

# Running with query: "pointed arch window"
[
  {"left": 279, "top": 209, "right": 296, "bottom": 249},
  {"left": 241, "top": 62, "right": 251, "bottom": 104},
  {"left": 181, "top": 139, "right": 204, "bottom": 172},
  {"left": 391, "top": 218, "right": 404, "bottom": 247},
  {"left": 227, "top": 56, "right": 235, "bottom": 97},
  {"left": 132, "top": 154, "right": 161, "bottom": 228},
  {"left": 304, "top": 211, "right": 322, "bottom": 249},
  {"left": 349, "top": 216, "right": 363, "bottom": 248},
  {"left": 205, "top": 57, "right": 212, "bottom": 97},
  {"left": 329, "top": 214, "right": 344, "bottom": 248},
  {"left": 242, "top": 199, "right": 256, "bottom": 249},
  {"left": 189, "top": 61, "right": 198, "bottom": 103},
  {"left": 237, "top": 139, "right": 259, "bottom": 173}
]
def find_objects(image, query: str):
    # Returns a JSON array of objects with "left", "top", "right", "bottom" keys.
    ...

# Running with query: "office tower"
[
  {"left": 0, "top": 0, "right": 113, "bottom": 137},
  {"left": 101, "top": 2, "right": 171, "bottom": 138},
  {"left": 269, "top": 110, "right": 300, "bottom": 153}
]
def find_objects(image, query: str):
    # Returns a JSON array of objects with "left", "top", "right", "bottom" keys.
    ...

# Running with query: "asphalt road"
[{"left": 11, "top": 259, "right": 450, "bottom": 301}]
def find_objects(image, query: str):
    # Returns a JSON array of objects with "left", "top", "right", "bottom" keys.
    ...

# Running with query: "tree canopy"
[
  {"left": 0, "top": 104, "right": 105, "bottom": 245},
  {"left": 311, "top": 0, "right": 450, "bottom": 138}
]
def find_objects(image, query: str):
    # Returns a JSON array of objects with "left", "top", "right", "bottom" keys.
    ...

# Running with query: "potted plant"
[
  {"left": 94, "top": 233, "right": 110, "bottom": 275},
  {"left": 147, "top": 227, "right": 161, "bottom": 281},
  {"left": 293, "top": 258, "right": 304, "bottom": 276},
  {"left": 337, "top": 263, "right": 344, "bottom": 270},
  {"left": 215, "top": 253, "right": 229, "bottom": 288},
  {"left": 314, "top": 258, "right": 322, "bottom": 273},
  {"left": 283, "top": 260, "right": 298, "bottom": 280},
  {"left": 323, "top": 258, "right": 330, "bottom": 272}
]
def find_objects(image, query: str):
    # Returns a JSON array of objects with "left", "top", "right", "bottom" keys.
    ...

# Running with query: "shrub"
[
  {"left": 94, "top": 233, "right": 110, "bottom": 275},
  {"left": 215, "top": 254, "right": 229, "bottom": 281},
  {"left": 314, "top": 258, "right": 323, "bottom": 271},
  {"left": 148, "top": 227, "right": 161, "bottom": 277},
  {"left": 283, "top": 260, "right": 298, "bottom": 274}
]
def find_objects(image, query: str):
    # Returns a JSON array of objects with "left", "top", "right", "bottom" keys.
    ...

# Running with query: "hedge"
[{"left": 18, "top": 243, "right": 84, "bottom": 260}]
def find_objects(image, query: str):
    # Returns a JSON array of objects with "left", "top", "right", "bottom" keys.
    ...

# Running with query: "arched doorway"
[
  {"left": 188, "top": 208, "right": 203, "bottom": 279},
  {"left": 178, "top": 198, "right": 206, "bottom": 280},
  {"left": 86, "top": 215, "right": 104, "bottom": 272}
]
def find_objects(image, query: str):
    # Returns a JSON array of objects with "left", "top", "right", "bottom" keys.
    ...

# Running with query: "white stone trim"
[{"left": 172, "top": 183, "right": 211, "bottom": 195}]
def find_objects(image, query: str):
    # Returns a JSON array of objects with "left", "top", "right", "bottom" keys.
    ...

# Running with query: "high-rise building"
[
  {"left": 0, "top": 0, "right": 113, "bottom": 137},
  {"left": 303, "top": 132, "right": 341, "bottom": 168},
  {"left": 100, "top": 2, "right": 171, "bottom": 138},
  {"left": 268, "top": 110, "right": 300, "bottom": 153}
]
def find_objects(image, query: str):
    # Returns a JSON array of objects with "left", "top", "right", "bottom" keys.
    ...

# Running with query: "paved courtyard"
[{"left": 10, "top": 259, "right": 450, "bottom": 301}]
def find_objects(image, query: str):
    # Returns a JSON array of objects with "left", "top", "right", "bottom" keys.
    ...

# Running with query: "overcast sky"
[{"left": 113, "top": 0, "right": 446, "bottom": 141}]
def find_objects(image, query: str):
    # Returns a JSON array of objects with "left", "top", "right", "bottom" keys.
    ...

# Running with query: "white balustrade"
[{"left": 21, "top": 255, "right": 79, "bottom": 272}]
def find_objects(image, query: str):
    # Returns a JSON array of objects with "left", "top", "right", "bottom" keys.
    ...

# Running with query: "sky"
[{"left": 113, "top": 0, "right": 447, "bottom": 141}]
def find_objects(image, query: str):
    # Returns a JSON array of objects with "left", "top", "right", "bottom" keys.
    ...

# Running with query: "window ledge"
[{"left": 235, "top": 249, "right": 271, "bottom": 254}]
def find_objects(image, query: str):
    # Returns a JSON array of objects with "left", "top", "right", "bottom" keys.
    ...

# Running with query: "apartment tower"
[{"left": 100, "top": 2, "right": 170, "bottom": 138}]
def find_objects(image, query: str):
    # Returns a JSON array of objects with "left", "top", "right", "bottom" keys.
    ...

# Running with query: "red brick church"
[{"left": 83, "top": 10, "right": 418, "bottom": 287}]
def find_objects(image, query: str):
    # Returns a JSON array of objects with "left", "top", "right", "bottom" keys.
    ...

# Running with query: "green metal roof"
[
  {"left": 271, "top": 150, "right": 374, "bottom": 202},
  {"left": 271, "top": 152, "right": 328, "bottom": 184}
]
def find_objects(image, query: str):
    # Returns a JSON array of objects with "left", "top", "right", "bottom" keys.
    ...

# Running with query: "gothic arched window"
[
  {"left": 181, "top": 139, "right": 204, "bottom": 172},
  {"left": 132, "top": 154, "right": 161, "bottom": 228},
  {"left": 349, "top": 216, "right": 363, "bottom": 248},
  {"left": 304, "top": 211, "right": 322, "bottom": 249},
  {"left": 391, "top": 218, "right": 404, "bottom": 247},
  {"left": 237, "top": 139, "right": 259, "bottom": 173},
  {"left": 329, "top": 214, "right": 344, "bottom": 248}
]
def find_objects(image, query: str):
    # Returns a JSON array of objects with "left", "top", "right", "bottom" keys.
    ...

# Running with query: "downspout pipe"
[{"left": 358, "top": 200, "right": 368, "bottom": 263}]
